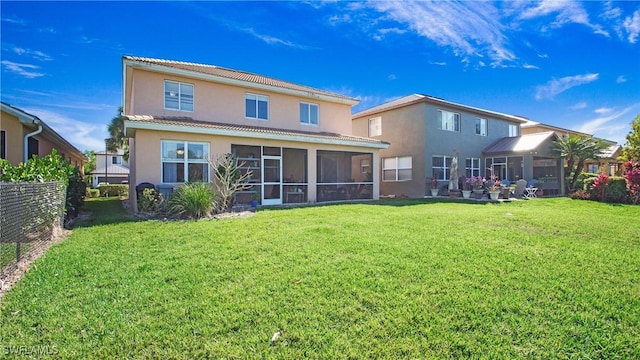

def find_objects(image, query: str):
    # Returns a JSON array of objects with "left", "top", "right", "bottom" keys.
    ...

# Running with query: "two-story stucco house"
[
  {"left": 1, "top": 102, "right": 85, "bottom": 170},
  {"left": 352, "top": 94, "right": 532, "bottom": 198},
  {"left": 122, "top": 56, "right": 388, "bottom": 210}
]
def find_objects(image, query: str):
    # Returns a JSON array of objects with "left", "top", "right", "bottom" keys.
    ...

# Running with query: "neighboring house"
[
  {"left": 522, "top": 120, "right": 623, "bottom": 176},
  {"left": 90, "top": 149, "right": 130, "bottom": 187},
  {"left": 1, "top": 102, "right": 85, "bottom": 170},
  {"left": 122, "top": 56, "right": 388, "bottom": 210},
  {"left": 352, "top": 94, "right": 529, "bottom": 197}
]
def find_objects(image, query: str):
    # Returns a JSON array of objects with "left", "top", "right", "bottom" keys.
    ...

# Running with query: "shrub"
[
  {"left": 167, "top": 182, "right": 215, "bottom": 219},
  {"left": 99, "top": 184, "right": 129, "bottom": 197},
  {"left": 623, "top": 161, "right": 640, "bottom": 204},
  {"left": 138, "top": 188, "right": 162, "bottom": 213},
  {"left": 569, "top": 189, "right": 592, "bottom": 200},
  {"left": 591, "top": 173, "right": 609, "bottom": 201},
  {"left": 576, "top": 172, "right": 598, "bottom": 191},
  {"left": 604, "top": 177, "right": 630, "bottom": 204},
  {"left": 86, "top": 189, "right": 100, "bottom": 198},
  {"left": 65, "top": 166, "right": 86, "bottom": 223}
]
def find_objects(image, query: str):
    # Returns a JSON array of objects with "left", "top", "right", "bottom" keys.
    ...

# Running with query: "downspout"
[{"left": 24, "top": 119, "right": 43, "bottom": 162}]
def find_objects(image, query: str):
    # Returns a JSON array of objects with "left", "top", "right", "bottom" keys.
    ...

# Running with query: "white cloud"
[
  {"left": 573, "top": 104, "right": 639, "bottom": 144},
  {"left": 511, "top": 0, "right": 608, "bottom": 37},
  {"left": 594, "top": 107, "right": 614, "bottom": 115},
  {"left": 367, "top": 1, "right": 515, "bottom": 65},
  {"left": 535, "top": 73, "right": 599, "bottom": 100},
  {"left": 328, "top": 14, "right": 351, "bottom": 26},
  {"left": 241, "top": 27, "right": 307, "bottom": 48},
  {"left": 616, "top": 75, "right": 627, "bottom": 84},
  {"left": 601, "top": 1, "right": 622, "bottom": 20},
  {"left": 429, "top": 61, "right": 447, "bottom": 66},
  {"left": 623, "top": 10, "right": 640, "bottom": 43},
  {"left": 12, "top": 47, "right": 53, "bottom": 61},
  {"left": 388, "top": 74, "right": 397, "bottom": 80},
  {"left": 1, "top": 60, "right": 44, "bottom": 78},
  {"left": 569, "top": 101, "right": 587, "bottom": 110},
  {"left": 21, "top": 107, "right": 107, "bottom": 151},
  {"left": 538, "top": 53, "right": 549, "bottom": 59},
  {"left": 523, "top": 63, "right": 539, "bottom": 69}
]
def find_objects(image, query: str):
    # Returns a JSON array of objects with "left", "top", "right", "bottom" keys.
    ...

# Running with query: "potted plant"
[
  {"left": 488, "top": 176, "right": 501, "bottom": 201},
  {"left": 251, "top": 190, "right": 260, "bottom": 207},
  {"left": 429, "top": 178, "right": 439, "bottom": 197},
  {"left": 461, "top": 177, "right": 472, "bottom": 199},
  {"left": 467, "top": 176, "right": 486, "bottom": 198}
]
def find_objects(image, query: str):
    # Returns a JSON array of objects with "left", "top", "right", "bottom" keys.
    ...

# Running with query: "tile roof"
[
  {"left": 482, "top": 131, "right": 557, "bottom": 155},
  {"left": 123, "top": 56, "right": 358, "bottom": 104},
  {"left": 352, "top": 93, "right": 528, "bottom": 123},
  {"left": 124, "top": 115, "right": 389, "bottom": 148},
  {"left": 600, "top": 144, "right": 622, "bottom": 158}
]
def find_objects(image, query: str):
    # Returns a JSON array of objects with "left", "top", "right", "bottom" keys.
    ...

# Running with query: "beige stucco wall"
[
  {"left": 0, "top": 111, "right": 25, "bottom": 166},
  {"left": 126, "top": 68, "right": 353, "bottom": 135},
  {"left": 353, "top": 103, "right": 427, "bottom": 198},
  {"left": 130, "top": 129, "right": 380, "bottom": 204}
]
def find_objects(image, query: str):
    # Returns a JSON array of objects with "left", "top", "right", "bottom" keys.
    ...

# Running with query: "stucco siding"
[
  {"left": 0, "top": 111, "right": 24, "bottom": 165},
  {"left": 127, "top": 69, "right": 353, "bottom": 135}
]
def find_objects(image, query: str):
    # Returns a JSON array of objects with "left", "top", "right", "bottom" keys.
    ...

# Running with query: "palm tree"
[
  {"left": 105, "top": 107, "right": 129, "bottom": 161},
  {"left": 553, "top": 135, "right": 609, "bottom": 192}
]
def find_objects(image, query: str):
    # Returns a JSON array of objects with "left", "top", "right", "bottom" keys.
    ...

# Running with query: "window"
[
  {"left": 300, "top": 102, "right": 319, "bottom": 125},
  {"left": 368, "top": 117, "right": 382, "bottom": 137},
  {"left": 588, "top": 164, "right": 599, "bottom": 173},
  {"left": 509, "top": 124, "right": 519, "bottom": 137},
  {"left": 438, "top": 110, "right": 460, "bottom": 132},
  {"left": 245, "top": 93, "right": 268, "bottom": 120},
  {"left": 432, "top": 155, "right": 452, "bottom": 180},
  {"left": 360, "top": 159, "right": 370, "bottom": 174},
  {"left": 161, "top": 140, "right": 210, "bottom": 183},
  {"left": 383, "top": 156, "right": 412, "bottom": 181},
  {"left": 465, "top": 158, "right": 480, "bottom": 177},
  {"left": 112, "top": 156, "right": 122, "bottom": 165},
  {"left": 27, "top": 137, "right": 39, "bottom": 159},
  {"left": 0, "top": 130, "right": 5, "bottom": 159},
  {"left": 475, "top": 118, "right": 487, "bottom": 136},
  {"left": 164, "top": 80, "right": 194, "bottom": 111}
]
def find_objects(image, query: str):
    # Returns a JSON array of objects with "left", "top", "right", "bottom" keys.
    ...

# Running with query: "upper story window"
[
  {"left": 164, "top": 80, "right": 194, "bottom": 112},
  {"left": 383, "top": 156, "right": 412, "bottom": 181},
  {"left": 369, "top": 117, "right": 382, "bottom": 137},
  {"left": 437, "top": 110, "right": 460, "bottom": 132},
  {"left": 475, "top": 118, "right": 487, "bottom": 136},
  {"left": 0, "top": 130, "right": 6, "bottom": 159},
  {"left": 509, "top": 124, "right": 519, "bottom": 137},
  {"left": 245, "top": 93, "right": 268, "bottom": 120},
  {"left": 112, "top": 156, "right": 122, "bottom": 165},
  {"left": 300, "top": 102, "right": 319, "bottom": 126},
  {"left": 161, "top": 140, "right": 210, "bottom": 183}
]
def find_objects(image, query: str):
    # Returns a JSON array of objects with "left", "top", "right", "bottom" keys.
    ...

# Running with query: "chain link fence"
[{"left": 1, "top": 181, "right": 66, "bottom": 281}]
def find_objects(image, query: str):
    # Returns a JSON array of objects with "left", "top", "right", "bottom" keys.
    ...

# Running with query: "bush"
[
  {"left": 86, "top": 189, "right": 100, "bottom": 198},
  {"left": 99, "top": 184, "right": 129, "bottom": 197},
  {"left": 65, "top": 167, "right": 86, "bottom": 223},
  {"left": 167, "top": 182, "right": 215, "bottom": 219},
  {"left": 576, "top": 172, "right": 598, "bottom": 191},
  {"left": 604, "top": 177, "right": 629, "bottom": 204},
  {"left": 624, "top": 161, "right": 640, "bottom": 204},
  {"left": 569, "top": 189, "right": 592, "bottom": 200},
  {"left": 138, "top": 188, "right": 162, "bottom": 213}
]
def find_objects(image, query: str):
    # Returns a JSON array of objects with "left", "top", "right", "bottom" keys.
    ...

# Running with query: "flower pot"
[
  {"left": 489, "top": 190, "right": 500, "bottom": 201},
  {"left": 462, "top": 190, "right": 472, "bottom": 199},
  {"left": 473, "top": 188, "right": 484, "bottom": 199},
  {"left": 430, "top": 189, "right": 439, "bottom": 197},
  {"left": 251, "top": 199, "right": 258, "bottom": 207}
]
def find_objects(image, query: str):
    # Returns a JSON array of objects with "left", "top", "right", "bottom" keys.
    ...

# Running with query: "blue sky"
[{"left": 1, "top": 1, "right": 639, "bottom": 151}]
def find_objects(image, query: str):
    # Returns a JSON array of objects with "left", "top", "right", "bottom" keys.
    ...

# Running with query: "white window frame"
[
  {"left": 432, "top": 155, "right": 452, "bottom": 181},
  {"left": 360, "top": 159, "right": 370, "bottom": 174},
  {"left": 475, "top": 118, "right": 487, "bottom": 136},
  {"left": 368, "top": 117, "right": 382, "bottom": 137},
  {"left": 111, "top": 156, "right": 122, "bottom": 165},
  {"left": 299, "top": 102, "right": 319, "bottom": 126},
  {"left": 465, "top": 158, "right": 481, "bottom": 177},
  {"left": 164, "top": 80, "right": 194, "bottom": 112},
  {"left": 437, "top": 110, "right": 460, "bottom": 132},
  {"left": 509, "top": 124, "right": 519, "bottom": 137},
  {"left": 161, "top": 140, "right": 210, "bottom": 184},
  {"left": 245, "top": 93, "right": 269, "bottom": 120},
  {"left": 382, "top": 156, "right": 412, "bottom": 182}
]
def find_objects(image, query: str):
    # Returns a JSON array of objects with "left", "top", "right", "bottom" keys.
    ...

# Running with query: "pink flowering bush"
[
  {"left": 624, "top": 161, "right": 640, "bottom": 204},
  {"left": 591, "top": 173, "right": 609, "bottom": 202}
]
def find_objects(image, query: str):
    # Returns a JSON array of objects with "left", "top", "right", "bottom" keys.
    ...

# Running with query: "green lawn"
[{"left": 1, "top": 197, "right": 639, "bottom": 358}]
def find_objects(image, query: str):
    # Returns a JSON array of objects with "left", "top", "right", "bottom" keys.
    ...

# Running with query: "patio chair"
[{"left": 511, "top": 179, "right": 527, "bottom": 198}]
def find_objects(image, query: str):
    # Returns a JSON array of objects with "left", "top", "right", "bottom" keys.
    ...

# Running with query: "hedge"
[{"left": 99, "top": 184, "right": 129, "bottom": 197}]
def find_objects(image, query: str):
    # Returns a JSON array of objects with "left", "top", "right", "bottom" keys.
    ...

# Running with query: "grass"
[{"left": 1, "top": 197, "right": 639, "bottom": 358}]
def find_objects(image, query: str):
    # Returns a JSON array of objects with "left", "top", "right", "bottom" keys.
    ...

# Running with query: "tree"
[
  {"left": 208, "top": 153, "right": 253, "bottom": 213},
  {"left": 621, "top": 113, "right": 640, "bottom": 161},
  {"left": 105, "top": 107, "right": 129, "bottom": 161},
  {"left": 83, "top": 150, "right": 96, "bottom": 174},
  {"left": 553, "top": 134, "right": 609, "bottom": 192}
]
